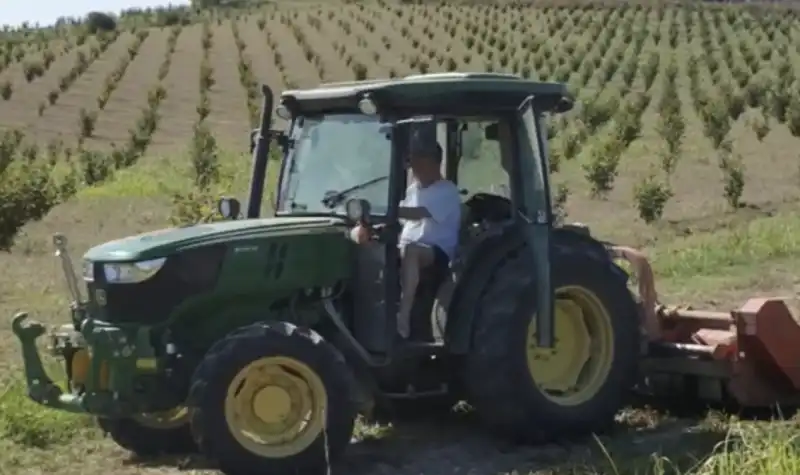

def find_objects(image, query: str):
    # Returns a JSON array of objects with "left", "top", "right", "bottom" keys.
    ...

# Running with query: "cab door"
[{"left": 515, "top": 96, "right": 554, "bottom": 348}]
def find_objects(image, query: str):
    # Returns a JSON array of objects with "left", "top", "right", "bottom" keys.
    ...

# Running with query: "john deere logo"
[{"left": 264, "top": 243, "right": 289, "bottom": 279}]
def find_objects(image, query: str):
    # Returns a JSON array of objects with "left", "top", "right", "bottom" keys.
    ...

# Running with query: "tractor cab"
[{"left": 238, "top": 74, "right": 571, "bottom": 350}]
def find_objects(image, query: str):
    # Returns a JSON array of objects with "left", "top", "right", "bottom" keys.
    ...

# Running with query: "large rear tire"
[
  {"left": 187, "top": 322, "right": 358, "bottom": 475},
  {"left": 463, "top": 240, "right": 640, "bottom": 442}
]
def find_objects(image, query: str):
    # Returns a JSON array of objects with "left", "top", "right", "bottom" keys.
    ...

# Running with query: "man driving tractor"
[{"left": 351, "top": 135, "right": 462, "bottom": 340}]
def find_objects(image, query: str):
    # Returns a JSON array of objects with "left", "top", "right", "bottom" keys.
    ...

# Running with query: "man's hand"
[{"left": 350, "top": 224, "right": 371, "bottom": 244}]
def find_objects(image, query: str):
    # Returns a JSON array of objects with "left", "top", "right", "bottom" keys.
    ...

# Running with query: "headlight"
[
  {"left": 82, "top": 260, "right": 94, "bottom": 282},
  {"left": 103, "top": 258, "right": 166, "bottom": 284}
]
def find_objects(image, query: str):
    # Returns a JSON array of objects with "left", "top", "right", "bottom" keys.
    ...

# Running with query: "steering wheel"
[
  {"left": 464, "top": 193, "right": 513, "bottom": 224},
  {"left": 344, "top": 198, "right": 388, "bottom": 243}
]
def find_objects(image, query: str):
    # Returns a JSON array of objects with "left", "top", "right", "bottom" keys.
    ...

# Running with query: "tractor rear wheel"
[
  {"left": 463, "top": 242, "right": 640, "bottom": 442},
  {"left": 98, "top": 406, "right": 195, "bottom": 456},
  {"left": 187, "top": 322, "right": 358, "bottom": 475}
]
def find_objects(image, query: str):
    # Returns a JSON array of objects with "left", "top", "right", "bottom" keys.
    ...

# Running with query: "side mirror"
[
  {"left": 217, "top": 196, "right": 241, "bottom": 220},
  {"left": 268, "top": 129, "right": 288, "bottom": 149},
  {"left": 249, "top": 129, "right": 287, "bottom": 154},
  {"left": 345, "top": 198, "right": 371, "bottom": 224},
  {"left": 484, "top": 122, "right": 499, "bottom": 141}
]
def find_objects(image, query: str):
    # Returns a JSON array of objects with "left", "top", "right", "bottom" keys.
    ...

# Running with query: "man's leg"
[{"left": 398, "top": 242, "right": 435, "bottom": 339}]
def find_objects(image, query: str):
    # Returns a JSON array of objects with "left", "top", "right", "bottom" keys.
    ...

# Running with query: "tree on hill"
[
  {"left": 191, "top": 0, "right": 223, "bottom": 9},
  {"left": 85, "top": 12, "right": 117, "bottom": 34},
  {"left": 191, "top": 0, "right": 259, "bottom": 10}
]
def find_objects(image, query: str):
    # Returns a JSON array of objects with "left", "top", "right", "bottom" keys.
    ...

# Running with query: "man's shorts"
[{"left": 404, "top": 242, "right": 450, "bottom": 270}]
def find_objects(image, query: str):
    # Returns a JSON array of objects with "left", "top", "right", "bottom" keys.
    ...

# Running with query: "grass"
[
  {"left": 653, "top": 213, "right": 800, "bottom": 279},
  {"left": 583, "top": 418, "right": 800, "bottom": 475},
  {"left": 76, "top": 149, "right": 257, "bottom": 199},
  {"left": 0, "top": 382, "right": 96, "bottom": 449}
]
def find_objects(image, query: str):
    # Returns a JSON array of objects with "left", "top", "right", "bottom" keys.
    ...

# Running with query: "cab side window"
[{"left": 456, "top": 121, "right": 510, "bottom": 200}]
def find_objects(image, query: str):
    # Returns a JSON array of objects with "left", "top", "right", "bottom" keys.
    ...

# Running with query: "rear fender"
[
  {"left": 446, "top": 225, "right": 523, "bottom": 354},
  {"left": 445, "top": 226, "right": 628, "bottom": 355}
]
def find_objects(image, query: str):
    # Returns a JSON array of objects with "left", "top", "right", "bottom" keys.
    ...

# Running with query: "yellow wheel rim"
[
  {"left": 224, "top": 356, "right": 327, "bottom": 458},
  {"left": 134, "top": 407, "right": 190, "bottom": 429},
  {"left": 526, "top": 286, "right": 615, "bottom": 406}
]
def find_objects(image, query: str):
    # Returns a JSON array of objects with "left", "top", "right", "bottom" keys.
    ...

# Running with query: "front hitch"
[
  {"left": 9, "top": 233, "right": 89, "bottom": 413},
  {"left": 12, "top": 233, "right": 164, "bottom": 417},
  {"left": 11, "top": 312, "right": 85, "bottom": 413}
]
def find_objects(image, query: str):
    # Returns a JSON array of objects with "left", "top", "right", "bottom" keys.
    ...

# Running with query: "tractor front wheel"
[
  {"left": 463, "top": 242, "right": 640, "bottom": 442},
  {"left": 187, "top": 322, "right": 358, "bottom": 475},
  {"left": 98, "top": 406, "right": 195, "bottom": 456}
]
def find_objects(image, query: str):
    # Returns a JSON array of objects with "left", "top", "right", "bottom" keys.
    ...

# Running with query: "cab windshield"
[{"left": 277, "top": 114, "right": 391, "bottom": 215}]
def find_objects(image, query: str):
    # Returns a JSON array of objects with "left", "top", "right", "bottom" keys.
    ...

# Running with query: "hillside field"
[{"left": 3, "top": 1, "right": 800, "bottom": 474}]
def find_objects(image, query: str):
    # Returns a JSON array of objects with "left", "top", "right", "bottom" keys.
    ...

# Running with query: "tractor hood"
[{"left": 84, "top": 216, "right": 346, "bottom": 262}]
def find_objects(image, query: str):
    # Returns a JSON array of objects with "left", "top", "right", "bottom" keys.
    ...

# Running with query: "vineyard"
[{"left": 2, "top": 1, "right": 800, "bottom": 474}]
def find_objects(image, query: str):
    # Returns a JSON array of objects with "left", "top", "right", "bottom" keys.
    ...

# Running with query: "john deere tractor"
[{"left": 12, "top": 73, "right": 641, "bottom": 475}]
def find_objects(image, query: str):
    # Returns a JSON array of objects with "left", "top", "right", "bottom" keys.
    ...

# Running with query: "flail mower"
[
  {"left": 645, "top": 297, "right": 800, "bottom": 407},
  {"left": 10, "top": 73, "right": 800, "bottom": 475}
]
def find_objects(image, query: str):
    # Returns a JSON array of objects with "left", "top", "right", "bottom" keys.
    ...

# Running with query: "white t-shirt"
[{"left": 399, "top": 180, "right": 462, "bottom": 260}]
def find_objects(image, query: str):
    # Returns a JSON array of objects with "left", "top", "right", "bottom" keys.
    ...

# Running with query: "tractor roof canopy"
[{"left": 280, "top": 72, "right": 574, "bottom": 117}]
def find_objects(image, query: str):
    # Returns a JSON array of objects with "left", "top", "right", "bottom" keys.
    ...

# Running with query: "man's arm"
[
  {"left": 398, "top": 183, "right": 429, "bottom": 220},
  {"left": 408, "top": 184, "right": 462, "bottom": 223},
  {"left": 398, "top": 206, "right": 431, "bottom": 220}
]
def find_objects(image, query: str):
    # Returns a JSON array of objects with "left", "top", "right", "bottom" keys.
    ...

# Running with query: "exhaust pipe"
[{"left": 245, "top": 85, "right": 275, "bottom": 219}]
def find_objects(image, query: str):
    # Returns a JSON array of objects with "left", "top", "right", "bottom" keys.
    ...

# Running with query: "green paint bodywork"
[
  {"left": 13, "top": 215, "right": 353, "bottom": 416},
  {"left": 85, "top": 216, "right": 345, "bottom": 261}
]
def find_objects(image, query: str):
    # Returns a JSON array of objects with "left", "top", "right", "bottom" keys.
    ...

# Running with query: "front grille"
[{"left": 88, "top": 245, "right": 226, "bottom": 325}]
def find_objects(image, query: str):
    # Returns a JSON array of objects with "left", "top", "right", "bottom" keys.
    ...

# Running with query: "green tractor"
[{"left": 12, "top": 73, "right": 641, "bottom": 475}]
